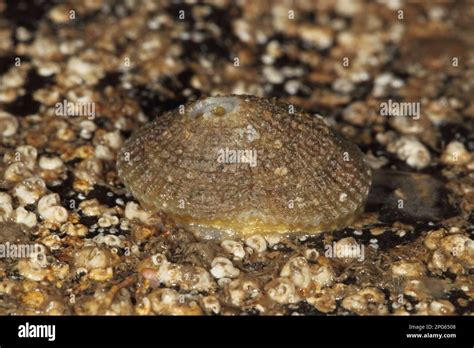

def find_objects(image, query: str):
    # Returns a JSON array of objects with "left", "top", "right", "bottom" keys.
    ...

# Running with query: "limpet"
[{"left": 117, "top": 95, "right": 371, "bottom": 239}]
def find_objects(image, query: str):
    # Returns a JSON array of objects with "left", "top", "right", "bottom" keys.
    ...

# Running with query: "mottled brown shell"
[{"left": 117, "top": 95, "right": 371, "bottom": 238}]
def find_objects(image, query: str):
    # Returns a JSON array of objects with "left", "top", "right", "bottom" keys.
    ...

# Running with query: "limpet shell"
[{"left": 117, "top": 95, "right": 371, "bottom": 239}]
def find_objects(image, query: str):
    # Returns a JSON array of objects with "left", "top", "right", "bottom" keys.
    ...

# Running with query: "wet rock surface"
[{"left": 0, "top": 0, "right": 472, "bottom": 315}]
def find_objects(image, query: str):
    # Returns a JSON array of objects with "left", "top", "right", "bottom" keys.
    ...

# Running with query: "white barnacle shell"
[{"left": 0, "top": 111, "right": 19, "bottom": 137}]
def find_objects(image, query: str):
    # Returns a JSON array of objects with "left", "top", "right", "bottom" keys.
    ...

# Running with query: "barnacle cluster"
[{"left": 0, "top": 0, "right": 472, "bottom": 317}]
